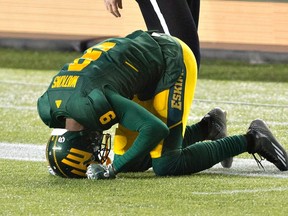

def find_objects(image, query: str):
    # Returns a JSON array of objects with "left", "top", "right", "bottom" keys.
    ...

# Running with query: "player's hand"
[
  {"left": 104, "top": 0, "right": 123, "bottom": 17},
  {"left": 86, "top": 164, "right": 116, "bottom": 180}
]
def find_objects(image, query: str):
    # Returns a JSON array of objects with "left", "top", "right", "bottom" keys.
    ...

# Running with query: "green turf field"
[{"left": 0, "top": 48, "right": 288, "bottom": 215}]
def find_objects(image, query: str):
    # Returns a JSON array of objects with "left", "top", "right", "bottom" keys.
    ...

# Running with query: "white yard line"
[
  {"left": 191, "top": 187, "right": 288, "bottom": 195},
  {"left": 0, "top": 142, "right": 46, "bottom": 162},
  {"left": 1, "top": 100, "right": 287, "bottom": 110},
  {"left": 0, "top": 105, "right": 36, "bottom": 110},
  {"left": 201, "top": 158, "right": 288, "bottom": 179},
  {"left": 194, "top": 99, "right": 288, "bottom": 108},
  {"left": 0, "top": 80, "right": 47, "bottom": 87},
  {"left": 1, "top": 142, "right": 288, "bottom": 179}
]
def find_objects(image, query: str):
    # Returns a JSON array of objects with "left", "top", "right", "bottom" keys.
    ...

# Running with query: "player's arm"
[
  {"left": 105, "top": 89, "right": 169, "bottom": 173},
  {"left": 103, "top": 0, "right": 123, "bottom": 17}
]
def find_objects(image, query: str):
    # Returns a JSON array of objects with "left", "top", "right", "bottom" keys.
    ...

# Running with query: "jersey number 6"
[{"left": 99, "top": 111, "right": 116, "bottom": 125}]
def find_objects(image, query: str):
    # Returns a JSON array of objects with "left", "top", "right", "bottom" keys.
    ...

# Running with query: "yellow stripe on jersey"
[{"left": 125, "top": 61, "right": 139, "bottom": 72}]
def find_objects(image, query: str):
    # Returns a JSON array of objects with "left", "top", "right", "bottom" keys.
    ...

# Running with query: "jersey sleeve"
[
  {"left": 37, "top": 92, "right": 55, "bottom": 127},
  {"left": 66, "top": 89, "right": 119, "bottom": 131}
]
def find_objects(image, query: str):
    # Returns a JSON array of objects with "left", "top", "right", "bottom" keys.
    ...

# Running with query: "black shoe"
[
  {"left": 247, "top": 119, "right": 288, "bottom": 171},
  {"left": 202, "top": 107, "right": 233, "bottom": 168}
]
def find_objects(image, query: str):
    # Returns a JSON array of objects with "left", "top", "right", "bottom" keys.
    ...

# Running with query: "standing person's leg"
[
  {"left": 188, "top": 0, "right": 200, "bottom": 29},
  {"left": 136, "top": 0, "right": 201, "bottom": 68}
]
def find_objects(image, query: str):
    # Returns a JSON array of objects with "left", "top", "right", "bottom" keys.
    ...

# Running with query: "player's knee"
[
  {"left": 152, "top": 151, "right": 181, "bottom": 176},
  {"left": 152, "top": 162, "right": 166, "bottom": 176}
]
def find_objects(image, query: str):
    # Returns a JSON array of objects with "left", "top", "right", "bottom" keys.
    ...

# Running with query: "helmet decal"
[
  {"left": 55, "top": 100, "right": 62, "bottom": 109},
  {"left": 61, "top": 148, "right": 93, "bottom": 175},
  {"left": 58, "top": 136, "right": 65, "bottom": 143}
]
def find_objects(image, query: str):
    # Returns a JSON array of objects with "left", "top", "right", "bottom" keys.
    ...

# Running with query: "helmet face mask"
[
  {"left": 89, "top": 131, "right": 111, "bottom": 164},
  {"left": 46, "top": 129, "right": 111, "bottom": 178}
]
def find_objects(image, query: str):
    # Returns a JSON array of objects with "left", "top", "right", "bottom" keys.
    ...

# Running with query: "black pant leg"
[{"left": 136, "top": 0, "right": 200, "bottom": 68}]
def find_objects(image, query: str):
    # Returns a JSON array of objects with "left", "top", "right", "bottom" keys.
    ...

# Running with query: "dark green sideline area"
[{"left": 0, "top": 48, "right": 287, "bottom": 82}]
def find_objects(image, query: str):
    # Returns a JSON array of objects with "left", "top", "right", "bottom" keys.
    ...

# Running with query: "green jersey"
[{"left": 37, "top": 30, "right": 184, "bottom": 131}]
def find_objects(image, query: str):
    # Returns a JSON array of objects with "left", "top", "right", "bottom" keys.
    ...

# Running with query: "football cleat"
[
  {"left": 247, "top": 119, "right": 288, "bottom": 171},
  {"left": 202, "top": 107, "right": 233, "bottom": 168}
]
